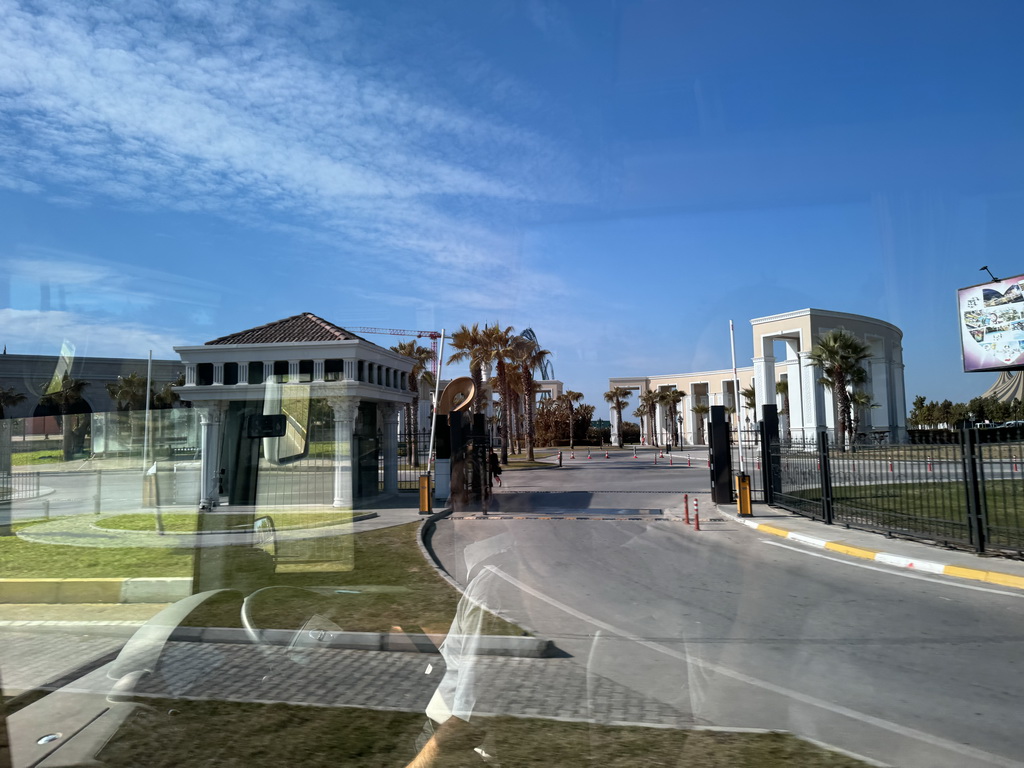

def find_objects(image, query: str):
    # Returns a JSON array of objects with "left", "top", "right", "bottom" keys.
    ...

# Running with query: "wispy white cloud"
[
  {"left": 0, "top": 0, "right": 584, "bottom": 298},
  {"left": 0, "top": 308, "right": 186, "bottom": 358}
]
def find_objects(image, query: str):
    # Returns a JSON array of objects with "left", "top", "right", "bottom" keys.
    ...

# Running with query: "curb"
[
  {"left": 417, "top": 508, "right": 556, "bottom": 657},
  {"left": 721, "top": 507, "right": 1024, "bottom": 592}
]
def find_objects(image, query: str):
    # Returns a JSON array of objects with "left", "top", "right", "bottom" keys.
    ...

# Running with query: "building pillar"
[
  {"left": 328, "top": 396, "right": 359, "bottom": 510},
  {"left": 212, "top": 363, "right": 224, "bottom": 385},
  {"left": 313, "top": 360, "right": 325, "bottom": 382},
  {"left": 753, "top": 355, "right": 776, "bottom": 421},
  {"left": 185, "top": 364, "right": 197, "bottom": 386},
  {"left": 799, "top": 352, "right": 825, "bottom": 447},
  {"left": 382, "top": 404, "right": 400, "bottom": 494},
  {"left": 237, "top": 362, "right": 249, "bottom": 385},
  {"left": 263, "top": 361, "right": 274, "bottom": 383},
  {"left": 344, "top": 359, "right": 356, "bottom": 381},
  {"left": 892, "top": 362, "right": 907, "bottom": 442},
  {"left": 869, "top": 356, "right": 891, "bottom": 434},
  {"left": 196, "top": 402, "right": 225, "bottom": 509},
  {"left": 288, "top": 360, "right": 300, "bottom": 383},
  {"left": 609, "top": 405, "right": 620, "bottom": 446}
]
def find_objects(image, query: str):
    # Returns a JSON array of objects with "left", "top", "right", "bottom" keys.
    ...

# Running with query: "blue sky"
[{"left": 1, "top": 0, "right": 1023, "bottom": 411}]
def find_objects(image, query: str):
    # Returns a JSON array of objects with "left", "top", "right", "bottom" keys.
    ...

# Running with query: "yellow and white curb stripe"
[{"left": 738, "top": 519, "right": 1024, "bottom": 591}]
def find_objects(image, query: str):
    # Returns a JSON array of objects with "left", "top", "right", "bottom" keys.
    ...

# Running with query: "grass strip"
[
  {"left": 99, "top": 698, "right": 872, "bottom": 767},
  {"left": 94, "top": 510, "right": 355, "bottom": 533},
  {"left": 0, "top": 520, "right": 519, "bottom": 635}
]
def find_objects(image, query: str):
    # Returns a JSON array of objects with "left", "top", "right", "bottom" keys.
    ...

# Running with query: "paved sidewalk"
[{"left": 714, "top": 501, "right": 1024, "bottom": 591}]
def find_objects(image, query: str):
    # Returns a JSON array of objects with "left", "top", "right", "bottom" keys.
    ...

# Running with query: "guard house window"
[
  {"left": 299, "top": 360, "right": 314, "bottom": 382},
  {"left": 248, "top": 361, "right": 264, "bottom": 385},
  {"left": 273, "top": 360, "right": 288, "bottom": 382},
  {"left": 325, "top": 359, "right": 344, "bottom": 381},
  {"left": 223, "top": 362, "right": 239, "bottom": 386},
  {"left": 196, "top": 363, "right": 213, "bottom": 386}
]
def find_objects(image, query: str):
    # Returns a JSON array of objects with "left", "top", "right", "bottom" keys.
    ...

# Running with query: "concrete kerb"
[
  {"left": 715, "top": 504, "right": 1024, "bottom": 592},
  {"left": 418, "top": 507, "right": 555, "bottom": 658}
]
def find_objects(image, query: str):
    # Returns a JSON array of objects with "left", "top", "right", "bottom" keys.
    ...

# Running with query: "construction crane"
[{"left": 350, "top": 327, "right": 443, "bottom": 374}]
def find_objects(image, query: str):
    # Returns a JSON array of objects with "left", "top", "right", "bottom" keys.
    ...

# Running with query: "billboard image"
[{"left": 958, "top": 273, "right": 1024, "bottom": 372}]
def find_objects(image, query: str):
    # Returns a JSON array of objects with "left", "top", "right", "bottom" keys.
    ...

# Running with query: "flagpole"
[{"left": 730, "top": 321, "right": 744, "bottom": 474}]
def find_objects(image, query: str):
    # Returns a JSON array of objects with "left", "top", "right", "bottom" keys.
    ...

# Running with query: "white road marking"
[
  {"left": 761, "top": 540, "right": 1024, "bottom": 598},
  {"left": 485, "top": 565, "right": 1024, "bottom": 768}
]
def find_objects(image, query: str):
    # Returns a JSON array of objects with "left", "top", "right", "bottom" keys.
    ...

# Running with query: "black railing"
[
  {"left": 0, "top": 471, "right": 41, "bottom": 500},
  {"left": 767, "top": 427, "right": 1024, "bottom": 555}
]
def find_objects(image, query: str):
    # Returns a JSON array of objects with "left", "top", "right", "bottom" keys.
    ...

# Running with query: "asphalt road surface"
[{"left": 432, "top": 453, "right": 1024, "bottom": 768}]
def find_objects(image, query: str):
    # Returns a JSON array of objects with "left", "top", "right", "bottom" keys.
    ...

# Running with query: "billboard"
[{"left": 958, "top": 273, "right": 1024, "bottom": 372}]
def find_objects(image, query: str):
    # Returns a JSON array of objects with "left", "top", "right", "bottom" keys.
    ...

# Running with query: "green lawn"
[
  {"left": 99, "top": 699, "right": 872, "bottom": 768},
  {"left": 94, "top": 510, "right": 355, "bottom": 533},
  {"left": 11, "top": 449, "right": 66, "bottom": 466},
  {"left": 0, "top": 519, "right": 518, "bottom": 635},
  {"left": 0, "top": 518, "right": 194, "bottom": 577},
  {"left": 789, "top": 479, "right": 1024, "bottom": 547}
]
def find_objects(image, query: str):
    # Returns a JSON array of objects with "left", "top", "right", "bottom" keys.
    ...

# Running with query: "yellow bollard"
[
  {"left": 735, "top": 473, "right": 752, "bottom": 516},
  {"left": 419, "top": 474, "right": 432, "bottom": 514}
]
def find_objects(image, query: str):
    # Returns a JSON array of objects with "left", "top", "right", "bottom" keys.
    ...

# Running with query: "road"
[{"left": 431, "top": 453, "right": 1024, "bottom": 768}]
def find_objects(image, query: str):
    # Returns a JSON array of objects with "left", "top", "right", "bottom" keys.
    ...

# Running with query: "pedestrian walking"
[{"left": 488, "top": 448, "right": 502, "bottom": 487}]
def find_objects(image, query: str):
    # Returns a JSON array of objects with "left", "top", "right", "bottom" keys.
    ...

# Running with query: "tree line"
[{"left": 909, "top": 394, "right": 1024, "bottom": 429}]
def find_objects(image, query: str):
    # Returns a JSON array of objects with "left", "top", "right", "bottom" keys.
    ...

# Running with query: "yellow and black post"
[
  {"left": 419, "top": 473, "right": 432, "bottom": 514},
  {"left": 735, "top": 473, "right": 752, "bottom": 516}
]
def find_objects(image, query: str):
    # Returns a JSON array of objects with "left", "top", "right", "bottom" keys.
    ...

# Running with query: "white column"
[
  {"left": 344, "top": 360, "right": 356, "bottom": 381},
  {"left": 288, "top": 360, "right": 300, "bottom": 383},
  {"left": 237, "top": 362, "right": 249, "bottom": 385},
  {"left": 609, "top": 405, "right": 620, "bottom": 446},
  {"left": 799, "top": 352, "right": 824, "bottom": 447},
  {"left": 185, "top": 364, "right": 197, "bottom": 386},
  {"left": 313, "top": 360, "right": 325, "bottom": 382},
  {"left": 891, "top": 363, "right": 907, "bottom": 441},
  {"left": 328, "top": 396, "right": 360, "bottom": 509},
  {"left": 753, "top": 355, "right": 776, "bottom": 421},
  {"left": 196, "top": 402, "right": 224, "bottom": 509},
  {"left": 263, "top": 361, "right": 274, "bottom": 383},
  {"left": 382, "top": 404, "right": 400, "bottom": 494},
  {"left": 213, "top": 363, "right": 224, "bottom": 385},
  {"left": 869, "top": 356, "right": 891, "bottom": 433},
  {"left": 785, "top": 362, "right": 802, "bottom": 441}
]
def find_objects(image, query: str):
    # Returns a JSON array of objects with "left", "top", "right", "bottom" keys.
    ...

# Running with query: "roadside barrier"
[
  {"left": 605, "top": 451, "right": 609, "bottom": 459},
  {"left": 684, "top": 494, "right": 690, "bottom": 524}
]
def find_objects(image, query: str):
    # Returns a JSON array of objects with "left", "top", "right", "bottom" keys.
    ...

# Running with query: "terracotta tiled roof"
[{"left": 205, "top": 313, "right": 370, "bottom": 345}]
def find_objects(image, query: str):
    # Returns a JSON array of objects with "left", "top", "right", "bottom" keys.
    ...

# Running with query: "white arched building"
[{"left": 608, "top": 308, "right": 907, "bottom": 446}]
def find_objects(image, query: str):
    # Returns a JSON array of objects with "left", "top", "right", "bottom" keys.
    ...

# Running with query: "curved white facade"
[{"left": 608, "top": 308, "right": 907, "bottom": 446}]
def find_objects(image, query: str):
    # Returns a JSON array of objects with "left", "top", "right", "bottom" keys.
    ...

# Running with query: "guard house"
[{"left": 174, "top": 313, "right": 414, "bottom": 510}]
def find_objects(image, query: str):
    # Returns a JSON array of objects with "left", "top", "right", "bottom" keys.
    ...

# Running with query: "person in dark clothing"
[{"left": 487, "top": 448, "right": 502, "bottom": 487}]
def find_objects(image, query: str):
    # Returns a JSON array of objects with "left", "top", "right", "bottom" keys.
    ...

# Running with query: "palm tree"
[
  {"left": 477, "top": 324, "right": 517, "bottom": 463},
  {"left": 40, "top": 373, "right": 89, "bottom": 461},
  {"left": 391, "top": 340, "right": 435, "bottom": 468},
  {"left": 849, "top": 390, "right": 879, "bottom": 445},
  {"left": 740, "top": 385, "right": 756, "bottom": 413},
  {"left": 640, "top": 390, "right": 659, "bottom": 446},
  {"left": 560, "top": 390, "right": 584, "bottom": 449},
  {"left": 691, "top": 403, "right": 710, "bottom": 446},
  {"left": 153, "top": 374, "right": 186, "bottom": 409},
  {"left": 106, "top": 372, "right": 150, "bottom": 451},
  {"left": 0, "top": 386, "right": 26, "bottom": 420},
  {"left": 514, "top": 336, "right": 550, "bottom": 461},
  {"left": 657, "top": 389, "right": 685, "bottom": 447},
  {"left": 447, "top": 323, "right": 488, "bottom": 413},
  {"left": 809, "top": 329, "right": 872, "bottom": 451},
  {"left": 106, "top": 372, "right": 148, "bottom": 411},
  {"left": 603, "top": 386, "right": 632, "bottom": 448}
]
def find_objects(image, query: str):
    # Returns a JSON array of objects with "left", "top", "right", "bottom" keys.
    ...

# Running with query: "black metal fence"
[
  {"left": 768, "top": 428, "right": 1024, "bottom": 555},
  {"left": 0, "top": 471, "right": 41, "bottom": 500}
]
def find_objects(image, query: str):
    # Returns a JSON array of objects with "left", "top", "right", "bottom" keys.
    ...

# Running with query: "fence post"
[
  {"left": 960, "top": 427, "right": 987, "bottom": 553},
  {"left": 818, "top": 431, "right": 834, "bottom": 525}
]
